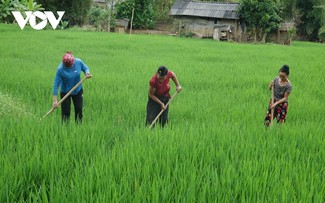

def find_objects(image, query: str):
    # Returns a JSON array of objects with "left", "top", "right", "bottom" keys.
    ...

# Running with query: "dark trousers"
[
  {"left": 146, "top": 96, "right": 170, "bottom": 128},
  {"left": 60, "top": 89, "right": 83, "bottom": 123}
]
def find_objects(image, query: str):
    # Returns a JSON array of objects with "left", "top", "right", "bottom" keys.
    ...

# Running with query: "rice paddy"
[{"left": 0, "top": 23, "right": 324, "bottom": 202}]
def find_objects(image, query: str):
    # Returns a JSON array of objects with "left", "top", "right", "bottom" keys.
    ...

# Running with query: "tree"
[
  {"left": 88, "top": 6, "right": 110, "bottom": 31},
  {"left": 257, "top": 0, "right": 283, "bottom": 42},
  {"left": 279, "top": 0, "right": 325, "bottom": 41},
  {"left": 295, "top": 0, "right": 322, "bottom": 41},
  {"left": 199, "top": 0, "right": 239, "bottom": 2},
  {"left": 316, "top": 4, "right": 325, "bottom": 41},
  {"left": 238, "top": 0, "right": 259, "bottom": 42},
  {"left": 115, "top": 0, "right": 155, "bottom": 29},
  {"left": 281, "top": 0, "right": 298, "bottom": 21},
  {"left": 152, "top": 0, "right": 175, "bottom": 23},
  {"left": 37, "top": 0, "right": 92, "bottom": 26},
  {"left": 238, "top": 0, "right": 283, "bottom": 43}
]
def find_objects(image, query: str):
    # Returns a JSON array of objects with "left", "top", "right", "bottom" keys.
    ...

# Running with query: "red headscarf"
[{"left": 62, "top": 51, "right": 75, "bottom": 67}]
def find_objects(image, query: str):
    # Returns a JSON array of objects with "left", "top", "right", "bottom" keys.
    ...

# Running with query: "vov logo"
[{"left": 12, "top": 11, "right": 65, "bottom": 30}]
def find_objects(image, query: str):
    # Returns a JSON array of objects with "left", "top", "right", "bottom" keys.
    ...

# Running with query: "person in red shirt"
[{"left": 146, "top": 66, "right": 182, "bottom": 127}]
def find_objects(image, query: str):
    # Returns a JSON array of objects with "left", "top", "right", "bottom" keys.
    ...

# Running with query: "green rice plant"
[{"left": 0, "top": 23, "right": 324, "bottom": 202}]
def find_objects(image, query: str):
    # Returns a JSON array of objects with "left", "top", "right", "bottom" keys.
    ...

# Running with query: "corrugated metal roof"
[
  {"left": 115, "top": 18, "right": 129, "bottom": 27},
  {"left": 170, "top": 1, "right": 239, "bottom": 20},
  {"left": 93, "top": 0, "right": 105, "bottom": 3}
]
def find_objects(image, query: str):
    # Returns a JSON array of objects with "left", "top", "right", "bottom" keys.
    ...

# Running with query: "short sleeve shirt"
[
  {"left": 274, "top": 77, "right": 292, "bottom": 102},
  {"left": 149, "top": 71, "right": 173, "bottom": 97}
]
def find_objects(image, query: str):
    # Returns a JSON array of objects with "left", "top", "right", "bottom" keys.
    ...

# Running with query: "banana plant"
[
  {"left": 314, "top": 5, "right": 325, "bottom": 41},
  {"left": 0, "top": 0, "right": 44, "bottom": 23},
  {"left": 20, "top": 0, "right": 44, "bottom": 11},
  {"left": 59, "top": 20, "right": 69, "bottom": 30},
  {"left": 0, "top": 0, "right": 13, "bottom": 21},
  {"left": 0, "top": 0, "right": 23, "bottom": 22}
]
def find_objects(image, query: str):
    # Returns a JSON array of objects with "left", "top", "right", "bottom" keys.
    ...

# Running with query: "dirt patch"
[
  {"left": 130, "top": 29, "right": 171, "bottom": 35},
  {"left": 129, "top": 22, "right": 175, "bottom": 35}
]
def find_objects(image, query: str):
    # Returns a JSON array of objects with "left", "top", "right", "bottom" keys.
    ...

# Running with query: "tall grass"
[{"left": 0, "top": 24, "right": 324, "bottom": 202}]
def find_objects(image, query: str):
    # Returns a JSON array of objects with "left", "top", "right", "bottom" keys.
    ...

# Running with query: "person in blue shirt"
[{"left": 52, "top": 52, "right": 92, "bottom": 123}]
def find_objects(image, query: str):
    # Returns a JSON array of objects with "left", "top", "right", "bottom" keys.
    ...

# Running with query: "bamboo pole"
[
  {"left": 41, "top": 76, "right": 87, "bottom": 120},
  {"left": 270, "top": 84, "right": 275, "bottom": 126}
]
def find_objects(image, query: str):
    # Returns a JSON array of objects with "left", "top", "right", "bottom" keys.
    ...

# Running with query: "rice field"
[{"left": 0, "top": 23, "right": 324, "bottom": 202}]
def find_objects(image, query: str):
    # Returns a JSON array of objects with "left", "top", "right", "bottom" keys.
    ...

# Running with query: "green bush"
[
  {"left": 115, "top": 0, "right": 155, "bottom": 29},
  {"left": 88, "top": 6, "right": 110, "bottom": 32},
  {"left": 0, "top": 0, "right": 14, "bottom": 23},
  {"left": 318, "top": 26, "right": 325, "bottom": 41},
  {"left": 180, "top": 31, "right": 195, "bottom": 38},
  {"left": 0, "top": 0, "right": 43, "bottom": 23}
]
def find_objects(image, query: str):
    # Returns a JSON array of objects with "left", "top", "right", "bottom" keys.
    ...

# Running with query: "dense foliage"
[{"left": 36, "top": 0, "right": 92, "bottom": 26}]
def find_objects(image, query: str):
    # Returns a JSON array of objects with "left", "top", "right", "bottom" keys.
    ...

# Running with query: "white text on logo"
[{"left": 12, "top": 11, "right": 65, "bottom": 30}]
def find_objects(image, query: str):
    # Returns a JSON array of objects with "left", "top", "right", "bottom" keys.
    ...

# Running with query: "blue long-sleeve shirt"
[{"left": 53, "top": 58, "right": 89, "bottom": 96}]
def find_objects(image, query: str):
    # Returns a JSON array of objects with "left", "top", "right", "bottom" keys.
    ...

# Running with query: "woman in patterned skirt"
[{"left": 264, "top": 65, "right": 292, "bottom": 127}]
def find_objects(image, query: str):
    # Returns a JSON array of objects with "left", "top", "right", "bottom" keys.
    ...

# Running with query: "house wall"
[
  {"left": 267, "top": 31, "right": 291, "bottom": 45},
  {"left": 173, "top": 16, "right": 239, "bottom": 40},
  {"left": 115, "top": 26, "right": 126, "bottom": 33},
  {"left": 242, "top": 28, "right": 292, "bottom": 45},
  {"left": 217, "top": 19, "right": 240, "bottom": 41},
  {"left": 174, "top": 16, "right": 214, "bottom": 38}
]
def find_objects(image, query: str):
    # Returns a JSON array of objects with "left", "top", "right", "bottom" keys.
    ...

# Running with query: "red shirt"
[{"left": 149, "top": 71, "right": 173, "bottom": 97}]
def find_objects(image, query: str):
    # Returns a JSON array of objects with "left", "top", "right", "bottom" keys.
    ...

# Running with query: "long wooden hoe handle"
[
  {"left": 149, "top": 91, "right": 178, "bottom": 129},
  {"left": 41, "top": 76, "right": 87, "bottom": 120},
  {"left": 270, "top": 84, "right": 274, "bottom": 126}
]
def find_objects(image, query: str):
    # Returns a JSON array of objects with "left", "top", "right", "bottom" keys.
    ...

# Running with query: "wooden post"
[
  {"left": 276, "top": 29, "right": 280, "bottom": 44},
  {"left": 130, "top": 6, "right": 135, "bottom": 35},
  {"left": 110, "top": 0, "right": 114, "bottom": 32},
  {"left": 107, "top": 8, "right": 110, "bottom": 32},
  {"left": 178, "top": 19, "right": 181, "bottom": 37},
  {"left": 106, "top": 0, "right": 112, "bottom": 32},
  {"left": 270, "top": 84, "right": 274, "bottom": 126}
]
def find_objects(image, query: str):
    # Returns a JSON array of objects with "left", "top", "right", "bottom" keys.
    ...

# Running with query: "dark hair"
[
  {"left": 157, "top": 66, "right": 168, "bottom": 76},
  {"left": 279, "top": 65, "right": 290, "bottom": 76}
]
